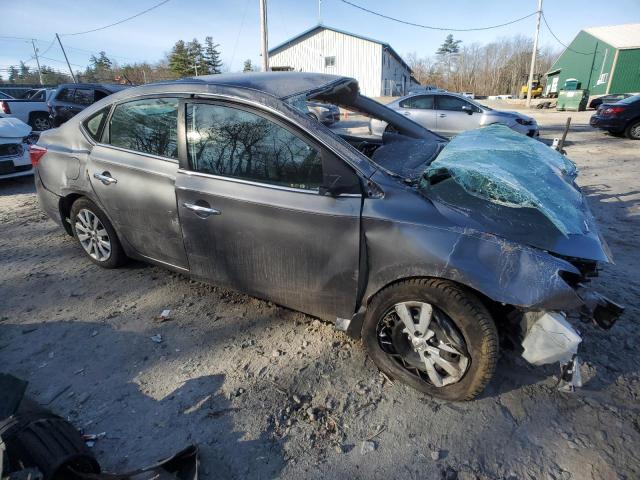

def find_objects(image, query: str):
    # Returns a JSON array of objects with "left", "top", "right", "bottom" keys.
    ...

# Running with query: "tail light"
[
  {"left": 29, "top": 144, "right": 47, "bottom": 166},
  {"left": 602, "top": 106, "right": 626, "bottom": 116},
  {"left": 0, "top": 101, "right": 10, "bottom": 114}
]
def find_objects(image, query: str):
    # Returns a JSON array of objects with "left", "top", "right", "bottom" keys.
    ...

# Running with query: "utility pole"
[
  {"left": 259, "top": 0, "right": 269, "bottom": 71},
  {"left": 193, "top": 63, "right": 199, "bottom": 76},
  {"left": 56, "top": 33, "right": 77, "bottom": 83},
  {"left": 526, "top": 0, "right": 543, "bottom": 108},
  {"left": 31, "top": 39, "right": 44, "bottom": 85}
]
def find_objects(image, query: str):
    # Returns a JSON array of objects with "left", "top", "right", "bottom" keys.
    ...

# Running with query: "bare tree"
[{"left": 406, "top": 35, "right": 558, "bottom": 96}]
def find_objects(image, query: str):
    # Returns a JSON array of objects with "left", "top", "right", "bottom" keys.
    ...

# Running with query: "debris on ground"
[
  {"left": 150, "top": 334, "right": 163, "bottom": 343},
  {"left": 155, "top": 309, "right": 172, "bottom": 322},
  {"left": 360, "top": 440, "right": 376, "bottom": 454}
]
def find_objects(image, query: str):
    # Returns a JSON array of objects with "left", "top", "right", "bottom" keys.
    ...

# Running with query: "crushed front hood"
[{"left": 419, "top": 124, "right": 612, "bottom": 262}]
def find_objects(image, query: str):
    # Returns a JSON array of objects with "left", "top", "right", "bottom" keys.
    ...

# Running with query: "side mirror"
[{"left": 461, "top": 105, "right": 474, "bottom": 115}]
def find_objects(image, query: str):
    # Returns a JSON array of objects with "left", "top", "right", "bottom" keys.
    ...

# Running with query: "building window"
[{"left": 324, "top": 56, "right": 336, "bottom": 67}]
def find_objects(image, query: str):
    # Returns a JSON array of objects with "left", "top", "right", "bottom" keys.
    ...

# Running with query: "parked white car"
[
  {"left": 0, "top": 89, "right": 55, "bottom": 131},
  {"left": 0, "top": 118, "right": 33, "bottom": 179}
]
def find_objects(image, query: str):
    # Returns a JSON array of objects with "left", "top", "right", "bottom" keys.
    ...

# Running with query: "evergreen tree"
[
  {"left": 204, "top": 37, "right": 223, "bottom": 74},
  {"left": 169, "top": 40, "right": 191, "bottom": 77},
  {"left": 187, "top": 38, "right": 204, "bottom": 76},
  {"left": 243, "top": 59, "right": 253, "bottom": 72},
  {"left": 436, "top": 34, "right": 462, "bottom": 55},
  {"left": 18, "top": 62, "right": 30, "bottom": 80},
  {"left": 87, "top": 51, "right": 113, "bottom": 82},
  {"left": 8, "top": 66, "right": 18, "bottom": 83}
]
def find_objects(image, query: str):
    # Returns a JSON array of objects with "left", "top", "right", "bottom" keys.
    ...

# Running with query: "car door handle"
[
  {"left": 438, "top": 114, "right": 447, "bottom": 118},
  {"left": 402, "top": 111, "right": 411, "bottom": 116},
  {"left": 93, "top": 172, "right": 117, "bottom": 185},
  {"left": 183, "top": 202, "right": 221, "bottom": 217}
]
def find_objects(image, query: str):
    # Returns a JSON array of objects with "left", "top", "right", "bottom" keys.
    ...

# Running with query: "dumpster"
[
  {"left": 564, "top": 78, "right": 581, "bottom": 90},
  {"left": 556, "top": 89, "right": 589, "bottom": 111}
]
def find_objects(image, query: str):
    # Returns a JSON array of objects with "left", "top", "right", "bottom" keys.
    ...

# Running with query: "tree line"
[
  {"left": 407, "top": 34, "right": 558, "bottom": 96},
  {"left": 1, "top": 37, "right": 255, "bottom": 85}
]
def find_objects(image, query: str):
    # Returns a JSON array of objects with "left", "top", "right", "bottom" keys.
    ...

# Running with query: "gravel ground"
[{"left": 1, "top": 110, "right": 639, "bottom": 480}]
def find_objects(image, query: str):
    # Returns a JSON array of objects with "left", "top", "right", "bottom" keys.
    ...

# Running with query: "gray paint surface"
[{"left": 34, "top": 72, "right": 617, "bottom": 329}]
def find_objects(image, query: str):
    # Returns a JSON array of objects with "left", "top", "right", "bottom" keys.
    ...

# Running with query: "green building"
[{"left": 545, "top": 23, "right": 640, "bottom": 97}]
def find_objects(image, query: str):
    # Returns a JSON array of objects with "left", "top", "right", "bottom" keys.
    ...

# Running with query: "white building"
[{"left": 268, "top": 25, "right": 416, "bottom": 97}]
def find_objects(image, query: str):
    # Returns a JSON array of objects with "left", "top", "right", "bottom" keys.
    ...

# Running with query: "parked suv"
[
  {"left": 48, "top": 83, "right": 130, "bottom": 127},
  {"left": 590, "top": 95, "right": 640, "bottom": 140},
  {"left": 33, "top": 73, "right": 621, "bottom": 401}
]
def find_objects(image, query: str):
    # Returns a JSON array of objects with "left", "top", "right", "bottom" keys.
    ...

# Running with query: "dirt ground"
[{"left": 1, "top": 109, "right": 639, "bottom": 480}]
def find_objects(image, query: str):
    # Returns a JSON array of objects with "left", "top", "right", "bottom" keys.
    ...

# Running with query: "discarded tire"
[{"left": 0, "top": 399, "right": 100, "bottom": 480}]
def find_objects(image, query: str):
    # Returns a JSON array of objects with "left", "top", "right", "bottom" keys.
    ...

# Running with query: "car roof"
[
  {"left": 56, "top": 83, "right": 130, "bottom": 92},
  {"left": 153, "top": 72, "right": 348, "bottom": 100}
]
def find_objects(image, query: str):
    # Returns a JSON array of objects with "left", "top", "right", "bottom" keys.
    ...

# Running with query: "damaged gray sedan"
[{"left": 33, "top": 72, "right": 623, "bottom": 401}]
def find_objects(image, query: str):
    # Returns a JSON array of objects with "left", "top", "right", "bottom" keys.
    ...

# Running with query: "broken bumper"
[{"left": 520, "top": 287, "right": 623, "bottom": 390}]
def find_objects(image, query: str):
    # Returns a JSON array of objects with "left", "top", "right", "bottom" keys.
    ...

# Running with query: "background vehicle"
[
  {"left": 370, "top": 92, "right": 538, "bottom": 137},
  {"left": 306, "top": 101, "right": 341, "bottom": 125},
  {"left": 590, "top": 95, "right": 640, "bottom": 139},
  {"left": 520, "top": 75, "right": 543, "bottom": 99},
  {"left": 460, "top": 92, "right": 475, "bottom": 99},
  {"left": 33, "top": 73, "right": 620, "bottom": 401},
  {"left": 0, "top": 89, "right": 56, "bottom": 131},
  {"left": 588, "top": 93, "right": 632, "bottom": 110},
  {"left": 0, "top": 91, "right": 14, "bottom": 100},
  {"left": 0, "top": 118, "right": 33, "bottom": 180},
  {"left": 48, "top": 83, "right": 130, "bottom": 127}
]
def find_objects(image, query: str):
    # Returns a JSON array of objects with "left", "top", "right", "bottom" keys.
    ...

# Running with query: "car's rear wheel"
[
  {"left": 625, "top": 120, "right": 640, "bottom": 140},
  {"left": 362, "top": 278, "right": 498, "bottom": 401},
  {"left": 30, "top": 113, "right": 51, "bottom": 131},
  {"left": 70, "top": 198, "right": 126, "bottom": 268}
]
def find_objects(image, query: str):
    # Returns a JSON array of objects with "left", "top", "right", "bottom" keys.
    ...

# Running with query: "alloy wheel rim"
[
  {"left": 34, "top": 117, "right": 50, "bottom": 130},
  {"left": 75, "top": 209, "right": 111, "bottom": 261},
  {"left": 377, "top": 301, "right": 470, "bottom": 387},
  {"left": 632, "top": 124, "right": 640, "bottom": 138}
]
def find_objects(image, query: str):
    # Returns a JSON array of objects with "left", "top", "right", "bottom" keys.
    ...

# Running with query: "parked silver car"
[
  {"left": 33, "top": 72, "right": 621, "bottom": 401},
  {"left": 306, "top": 101, "right": 340, "bottom": 125},
  {"left": 370, "top": 92, "right": 539, "bottom": 138}
]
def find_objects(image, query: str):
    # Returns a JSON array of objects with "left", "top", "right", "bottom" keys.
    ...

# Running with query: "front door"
[
  {"left": 435, "top": 95, "right": 482, "bottom": 137},
  {"left": 175, "top": 100, "right": 362, "bottom": 321},
  {"left": 88, "top": 97, "right": 188, "bottom": 268}
]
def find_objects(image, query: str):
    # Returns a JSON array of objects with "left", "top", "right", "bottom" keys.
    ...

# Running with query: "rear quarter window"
[{"left": 83, "top": 107, "right": 110, "bottom": 141}]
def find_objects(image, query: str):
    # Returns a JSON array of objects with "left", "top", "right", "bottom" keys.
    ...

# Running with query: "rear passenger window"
[
  {"left": 83, "top": 107, "right": 110, "bottom": 141},
  {"left": 56, "top": 88, "right": 74, "bottom": 102},
  {"left": 400, "top": 95, "right": 434, "bottom": 109},
  {"left": 186, "top": 103, "right": 322, "bottom": 191},
  {"left": 109, "top": 98, "right": 178, "bottom": 159},
  {"left": 74, "top": 89, "right": 94, "bottom": 106}
]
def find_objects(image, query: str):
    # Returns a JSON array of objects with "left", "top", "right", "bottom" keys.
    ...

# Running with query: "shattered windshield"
[{"left": 419, "top": 124, "right": 586, "bottom": 237}]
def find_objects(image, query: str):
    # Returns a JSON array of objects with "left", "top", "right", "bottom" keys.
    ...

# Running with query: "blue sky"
[{"left": 1, "top": 0, "right": 639, "bottom": 78}]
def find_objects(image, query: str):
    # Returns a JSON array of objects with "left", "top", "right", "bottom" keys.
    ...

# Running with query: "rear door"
[
  {"left": 88, "top": 97, "right": 188, "bottom": 268},
  {"left": 435, "top": 95, "right": 482, "bottom": 136},
  {"left": 175, "top": 100, "right": 362, "bottom": 321},
  {"left": 397, "top": 95, "right": 437, "bottom": 131}
]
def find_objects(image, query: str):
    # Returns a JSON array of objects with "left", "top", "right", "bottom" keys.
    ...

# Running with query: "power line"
[
  {"left": 339, "top": 0, "right": 538, "bottom": 32},
  {"left": 61, "top": 0, "right": 171, "bottom": 36},
  {"left": 541, "top": 12, "right": 592, "bottom": 55}
]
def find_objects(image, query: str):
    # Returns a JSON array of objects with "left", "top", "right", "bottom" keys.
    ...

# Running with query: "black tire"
[
  {"left": 625, "top": 120, "right": 640, "bottom": 140},
  {"left": 29, "top": 113, "right": 51, "bottom": 131},
  {"left": 362, "top": 278, "right": 498, "bottom": 401},
  {"left": 70, "top": 197, "right": 126, "bottom": 268}
]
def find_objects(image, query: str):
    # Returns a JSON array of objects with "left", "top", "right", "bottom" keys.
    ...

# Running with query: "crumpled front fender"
[{"left": 362, "top": 217, "right": 583, "bottom": 312}]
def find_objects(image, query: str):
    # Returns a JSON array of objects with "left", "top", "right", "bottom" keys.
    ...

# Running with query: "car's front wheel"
[
  {"left": 70, "top": 198, "right": 126, "bottom": 268},
  {"left": 625, "top": 120, "right": 640, "bottom": 140},
  {"left": 362, "top": 278, "right": 498, "bottom": 401}
]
